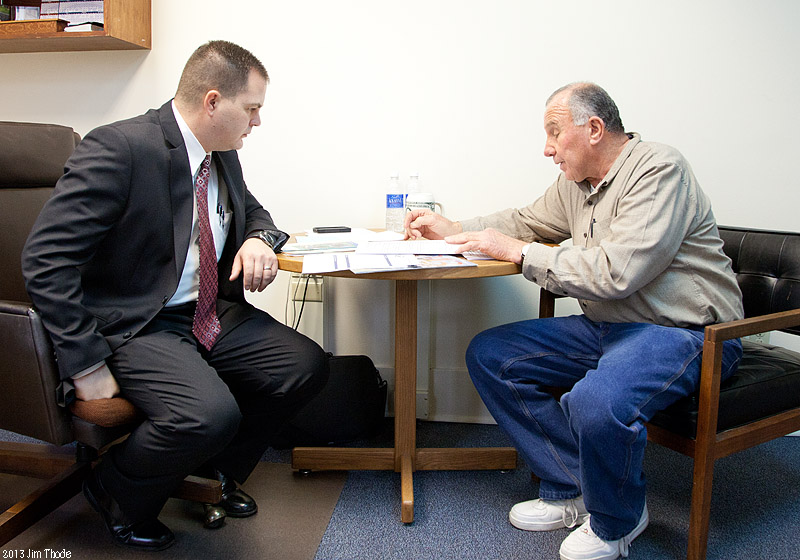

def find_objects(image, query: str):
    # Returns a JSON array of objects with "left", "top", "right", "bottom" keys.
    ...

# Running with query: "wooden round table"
[{"left": 277, "top": 251, "right": 521, "bottom": 523}]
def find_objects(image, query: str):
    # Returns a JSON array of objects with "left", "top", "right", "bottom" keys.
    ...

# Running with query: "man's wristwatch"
[{"left": 256, "top": 230, "right": 277, "bottom": 251}]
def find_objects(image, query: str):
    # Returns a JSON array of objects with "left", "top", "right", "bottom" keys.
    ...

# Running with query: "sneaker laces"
[
  {"left": 577, "top": 521, "right": 632, "bottom": 558},
  {"left": 619, "top": 533, "right": 630, "bottom": 558},
  {"left": 562, "top": 499, "right": 582, "bottom": 529}
]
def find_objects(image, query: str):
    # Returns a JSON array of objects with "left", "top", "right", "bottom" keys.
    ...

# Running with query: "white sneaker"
[
  {"left": 559, "top": 505, "right": 649, "bottom": 560},
  {"left": 509, "top": 496, "right": 590, "bottom": 531}
]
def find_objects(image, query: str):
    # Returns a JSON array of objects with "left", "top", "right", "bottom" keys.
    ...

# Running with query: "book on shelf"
[
  {"left": 40, "top": 1, "right": 58, "bottom": 18},
  {"left": 0, "top": 1, "right": 41, "bottom": 23},
  {"left": 65, "top": 21, "right": 102, "bottom": 31},
  {"left": 1, "top": 0, "right": 43, "bottom": 7},
  {"left": 7, "top": 6, "right": 40, "bottom": 20},
  {"left": 55, "top": 0, "right": 103, "bottom": 10},
  {"left": 58, "top": 11, "right": 103, "bottom": 25},
  {"left": 56, "top": 0, "right": 104, "bottom": 25},
  {"left": 1, "top": 0, "right": 43, "bottom": 6}
]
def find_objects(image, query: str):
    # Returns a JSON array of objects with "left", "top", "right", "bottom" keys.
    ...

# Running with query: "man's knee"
[
  {"left": 259, "top": 336, "right": 330, "bottom": 406},
  {"left": 561, "top": 382, "right": 624, "bottom": 439},
  {"left": 157, "top": 392, "right": 242, "bottom": 449},
  {"left": 466, "top": 326, "right": 504, "bottom": 376},
  {"left": 293, "top": 340, "right": 329, "bottom": 399}
]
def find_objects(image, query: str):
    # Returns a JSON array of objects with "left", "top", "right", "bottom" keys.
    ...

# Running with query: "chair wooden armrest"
[
  {"left": 695, "top": 308, "right": 800, "bottom": 435},
  {"left": 704, "top": 308, "right": 800, "bottom": 342},
  {"left": 541, "top": 288, "right": 800, "bottom": 344}
]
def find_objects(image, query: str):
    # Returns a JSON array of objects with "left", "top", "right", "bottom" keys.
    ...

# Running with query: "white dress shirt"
[{"left": 167, "top": 100, "right": 233, "bottom": 306}]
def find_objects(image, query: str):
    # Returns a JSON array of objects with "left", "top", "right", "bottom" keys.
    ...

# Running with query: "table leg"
[
  {"left": 394, "top": 279, "right": 417, "bottom": 522},
  {"left": 400, "top": 454, "right": 414, "bottom": 523}
]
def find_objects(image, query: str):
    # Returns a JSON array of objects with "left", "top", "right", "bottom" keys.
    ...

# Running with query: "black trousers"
[{"left": 97, "top": 300, "right": 328, "bottom": 522}]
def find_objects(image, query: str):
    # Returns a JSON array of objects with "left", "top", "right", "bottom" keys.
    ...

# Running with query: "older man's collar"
[{"left": 593, "top": 132, "right": 640, "bottom": 190}]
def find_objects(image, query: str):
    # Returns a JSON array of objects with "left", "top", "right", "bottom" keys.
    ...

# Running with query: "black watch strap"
[
  {"left": 256, "top": 230, "right": 276, "bottom": 250},
  {"left": 249, "top": 229, "right": 289, "bottom": 253}
]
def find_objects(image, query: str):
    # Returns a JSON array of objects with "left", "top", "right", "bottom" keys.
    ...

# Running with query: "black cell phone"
[{"left": 313, "top": 226, "right": 351, "bottom": 233}]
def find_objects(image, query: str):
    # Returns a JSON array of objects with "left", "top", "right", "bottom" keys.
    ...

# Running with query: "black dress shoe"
[
  {"left": 206, "top": 469, "right": 258, "bottom": 518},
  {"left": 83, "top": 470, "right": 175, "bottom": 550}
]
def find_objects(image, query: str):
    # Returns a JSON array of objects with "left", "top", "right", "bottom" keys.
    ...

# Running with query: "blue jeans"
[{"left": 466, "top": 314, "right": 742, "bottom": 540}]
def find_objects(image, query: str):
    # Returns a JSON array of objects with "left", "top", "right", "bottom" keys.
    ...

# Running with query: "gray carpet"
[{"left": 311, "top": 422, "right": 800, "bottom": 560}]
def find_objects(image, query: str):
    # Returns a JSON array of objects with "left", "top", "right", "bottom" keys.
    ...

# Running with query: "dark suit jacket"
[{"left": 22, "top": 101, "right": 286, "bottom": 380}]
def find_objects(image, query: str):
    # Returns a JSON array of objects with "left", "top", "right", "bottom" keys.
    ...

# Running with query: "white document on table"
[
  {"left": 302, "top": 253, "right": 420, "bottom": 274},
  {"left": 356, "top": 239, "right": 493, "bottom": 260},
  {"left": 356, "top": 239, "right": 464, "bottom": 255}
]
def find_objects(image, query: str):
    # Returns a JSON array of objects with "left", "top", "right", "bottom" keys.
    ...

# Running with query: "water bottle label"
[{"left": 386, "top": 193, "right": 405, "bottom": 208}]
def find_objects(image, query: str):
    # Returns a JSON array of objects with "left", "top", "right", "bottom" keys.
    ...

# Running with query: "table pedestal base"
[{"left": 292, "top": 446, "right": 517, "bottom": 523}]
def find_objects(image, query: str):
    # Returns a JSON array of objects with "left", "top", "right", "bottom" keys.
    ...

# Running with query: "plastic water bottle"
[
  {"left": 385, "top": 173, "right": 405, "bottom": 232},
  {"left": 406, "top": 173, "right": 421, "bottom": 198},
  {"left": 404, "top": 173, "right": 420, "bottom": 214}
]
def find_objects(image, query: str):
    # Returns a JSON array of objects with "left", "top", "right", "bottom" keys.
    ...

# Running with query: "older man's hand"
[
  {"left": 444, "top": 228, "right": 529, "bottom": 264},
  {"left": 404, "top": 209, "right": 462, "bottom": 240}
]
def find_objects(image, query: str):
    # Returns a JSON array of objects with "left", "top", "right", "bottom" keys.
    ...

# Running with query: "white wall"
[{"left": 4, "top": 0, "right": 798, "bottom": 421}]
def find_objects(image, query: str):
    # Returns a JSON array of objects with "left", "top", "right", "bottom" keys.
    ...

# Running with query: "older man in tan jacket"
[{"left": 405, "top": 82, "right": 743, "bottom": 560}]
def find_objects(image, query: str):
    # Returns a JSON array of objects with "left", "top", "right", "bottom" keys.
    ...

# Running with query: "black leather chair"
[
  {"left": 538, "top": 226, "right": 800, "bottom": 560},
  {"left": 0, "top": 121, "right": 221, "bottom": 547}
]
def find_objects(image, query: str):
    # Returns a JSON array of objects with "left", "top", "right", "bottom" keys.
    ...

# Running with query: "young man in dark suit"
[{"left": 22, "top": 40, "right": 328, "bottom": 550}]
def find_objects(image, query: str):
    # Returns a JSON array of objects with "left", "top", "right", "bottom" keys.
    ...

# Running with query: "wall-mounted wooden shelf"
[{"left": 0, "top": 0, "right": 151, "bottom": 54}]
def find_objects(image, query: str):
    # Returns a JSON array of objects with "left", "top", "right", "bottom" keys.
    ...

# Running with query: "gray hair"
[{"left": 547, "top": 82, "right": 625, "bottom": 135}]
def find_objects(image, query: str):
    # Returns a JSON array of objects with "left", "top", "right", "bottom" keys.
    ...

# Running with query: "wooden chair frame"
[{"left": 0, "top": 440, "right": 221, "bottom": 547}]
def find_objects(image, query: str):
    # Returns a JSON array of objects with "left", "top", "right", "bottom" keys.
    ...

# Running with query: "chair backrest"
[
  {"left": 718, "top": 226, "right": 800, "bottom": 335},
  {"left": 0, "top": 121, "right": 79, "bottom": 444},
  {"left": 0, "top": 121, "right": 80, "bottom": 303}
]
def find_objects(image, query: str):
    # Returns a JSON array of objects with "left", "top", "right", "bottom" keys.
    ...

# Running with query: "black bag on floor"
[{"left": 273, "top": 354, "right": 388, "bottom": 447}]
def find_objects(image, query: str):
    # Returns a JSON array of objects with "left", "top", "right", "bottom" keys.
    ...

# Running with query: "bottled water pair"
[{"left": 385, "top": 173, "right": 421, "bottom": 233}]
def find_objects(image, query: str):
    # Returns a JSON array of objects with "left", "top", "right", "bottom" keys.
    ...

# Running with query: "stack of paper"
[
  {"left": 281, "top": 241, "right": 358, "bottom": 255},
  {"left": 356, "top": 239, "right": 492, "bottom": 260},
  {"left": 301, "top": 253, "right": 476, "bottom": 274},
  {"left": 356, "top": 239, "right": 462, "bottom": 255},
  {"left": 290, "top": 230, "right": 492, "bottom": 273},
  {"left": 283, "top": 228, "right": 404, "bottom": 255}
]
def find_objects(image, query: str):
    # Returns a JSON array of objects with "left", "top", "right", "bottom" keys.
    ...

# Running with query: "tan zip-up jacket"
[{"left": 460, "top": 133, "right": 744, "bottom": 328}]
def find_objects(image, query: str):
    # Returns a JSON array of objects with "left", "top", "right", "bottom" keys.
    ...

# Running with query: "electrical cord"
[
  {"left": 285, "top": 274, "right": 303, "bottom": 327},
  {"left": 292, "top": 275, "right": 311, "bottom": 330}
]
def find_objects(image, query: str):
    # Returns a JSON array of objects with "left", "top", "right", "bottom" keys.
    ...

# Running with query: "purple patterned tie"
[{"left": 192, "top": 155, "right": 221, "bottom": 350}]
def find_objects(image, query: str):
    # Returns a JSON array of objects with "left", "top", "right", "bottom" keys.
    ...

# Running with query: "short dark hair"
[
  {"left": 176, "top": 40, "right": 268, "bottom": 105},
  {"left": 547, "top": 82, "right": 625, "bottom": 135}
]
